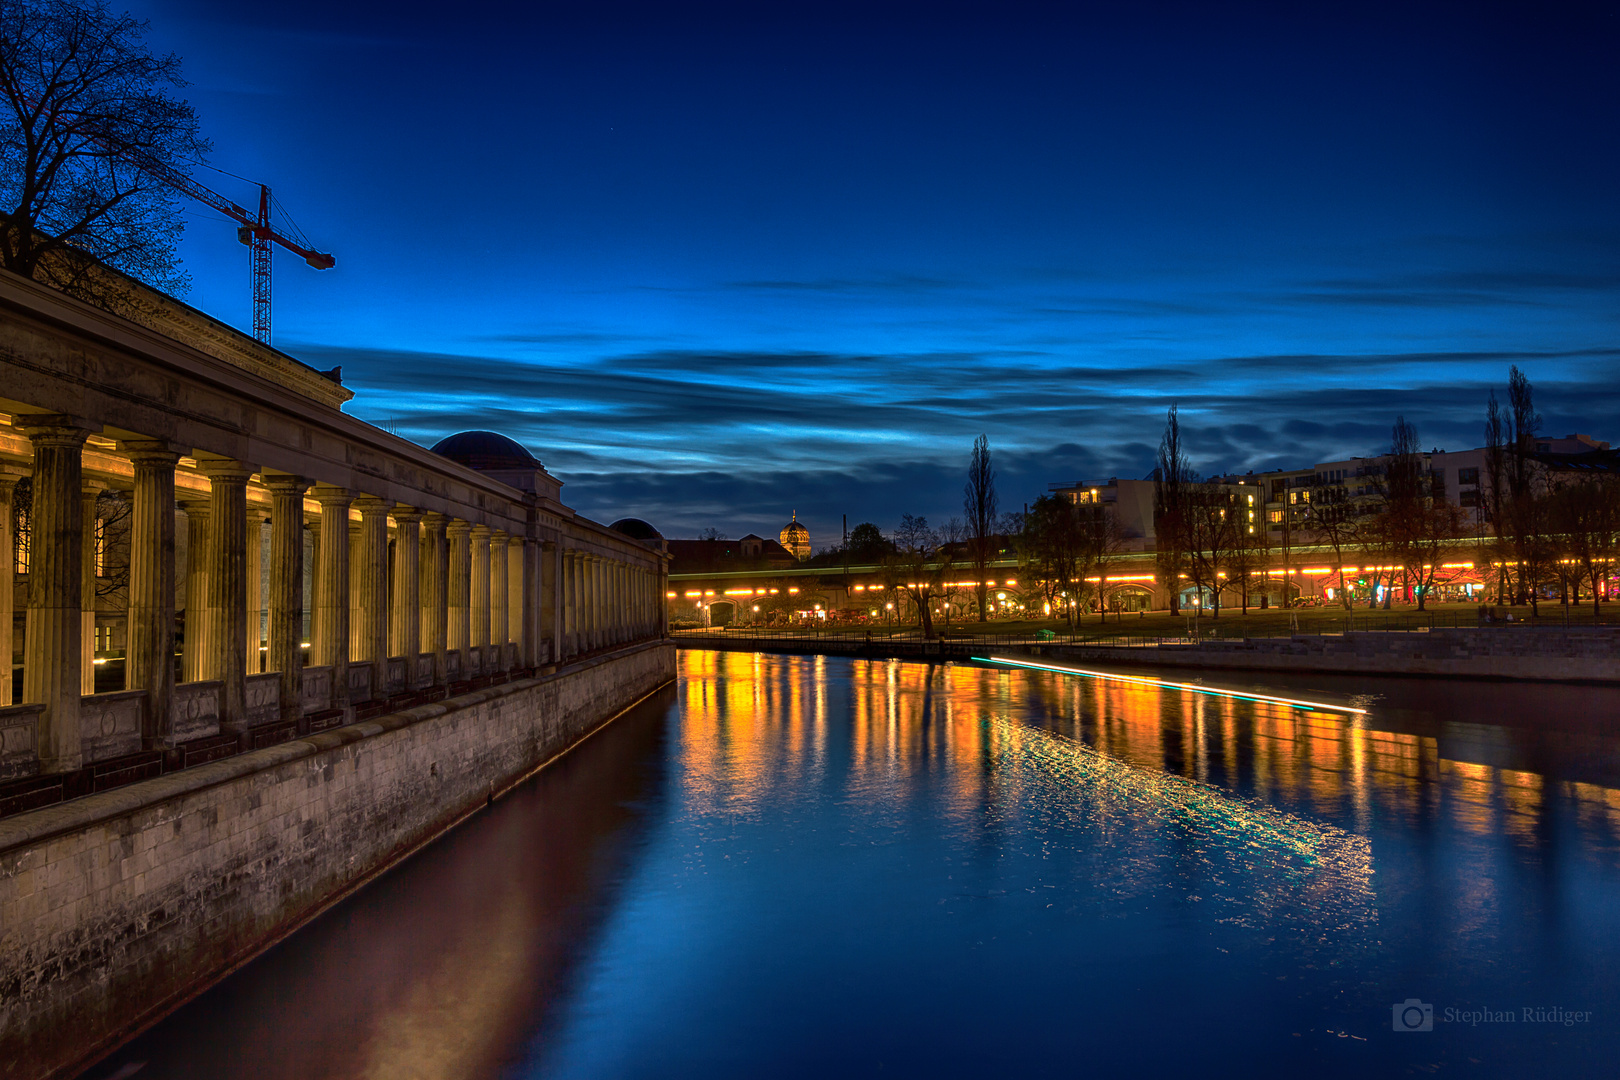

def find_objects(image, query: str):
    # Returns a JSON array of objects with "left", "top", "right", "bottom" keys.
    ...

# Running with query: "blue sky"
[{"left": 137, "top": 1, "right": 1620, "bottom": 546}]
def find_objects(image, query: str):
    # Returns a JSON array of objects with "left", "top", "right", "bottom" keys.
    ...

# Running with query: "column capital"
[
  {"left": 390, "top": 505, "right": 424, "bottom": 525},
  {"left": 261, "top": 471, "right": 312, "bottom": 496},
  {"left": 353, "top": 494, "right": 394, "bottom": 515},
  {"left": 178, "top": 497, "right": 211, "bottom": 516},
  {"left": 447, "top": 518, "right": 473, "bottom": 537},
  {"left": 195, "top": 456, "right": 256, "bottom": 484},
  {"left": 470, "top": 523, "right": 493, "bottom": 538},
  {"left": 14, "top": 413, "right": 98, "bottom": 445},
  {"left": 311, "top": 482, "right": 352, "bottom": 503},
  {"left": 421, "top": 511, "right": 450, "bottom": 529},
  {"left": 120, "top": 439, "right": 183, "bottom": 467}
]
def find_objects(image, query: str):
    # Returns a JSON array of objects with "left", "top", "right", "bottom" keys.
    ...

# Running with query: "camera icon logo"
[{"left": 1393, "top": 999, "right": 1434, "bottom": 1032}]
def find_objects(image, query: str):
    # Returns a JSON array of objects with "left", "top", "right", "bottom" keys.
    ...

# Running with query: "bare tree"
[
  {"left": 1, "top": 0, "right": 210, "bottom": 300},
  {"left": 1504, "top": 365, "right": 1551, "bottom": 612},
  {"left": 1549, "top": 474, "right": 1619, "bottom": 618},
  {"left": 697, "top": 526, "right": 727, "bottom": 541},
  {"left": 963, "top": 433, "right": 998, "bottom": 624},
  {"left": 1153, "top": 405, "right": 1195, "bottom": 614},
  {"left": 1183, "top": 483, "right": 1240, "bottom": 617},
  {"left": 1307, "top": 490, "right": 1360, "bottom": 610},
  {"left": 882, "top": 514, "right": 954, "bottom": 640},
  {"left": 1019, "top": 494, "right": 1083, "bottom": 626},
  {"left": 1371, "top": 417, "right": 1464, "bottom": 611},
  {"left": 1483, "top": 390, "right": 1510, "bottom": 603}
]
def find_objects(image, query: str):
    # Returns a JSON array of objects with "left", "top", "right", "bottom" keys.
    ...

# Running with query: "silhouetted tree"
[
  {"left": 963, "top": 433, "right": 998, "bottom": 624},
  {"left": 1, "top": 0, "right": 209, "bottom": 299},
  {"left": 1153, "top": 405, "right": 1195, "bottom": 614},
  {"left": 882, "top": 514, "right": 954, "bottom": 639}
]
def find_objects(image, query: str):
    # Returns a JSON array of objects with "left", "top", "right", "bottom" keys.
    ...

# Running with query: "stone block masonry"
[{"left": 0, "top": 640, "right": 675, "bottom": 1080}]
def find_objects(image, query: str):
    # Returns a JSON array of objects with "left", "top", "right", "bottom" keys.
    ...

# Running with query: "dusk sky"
[{"left": 139, "top": 1, "right": 1619, "bottom": 547}]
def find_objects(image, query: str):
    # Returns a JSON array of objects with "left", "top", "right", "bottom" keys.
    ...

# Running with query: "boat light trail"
[{"left": 973, "top": 656, "right": 1368, "bottom": 715}]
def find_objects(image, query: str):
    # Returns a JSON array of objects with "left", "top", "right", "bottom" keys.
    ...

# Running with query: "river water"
[{"left": 87, "top": 651, "right": 1620, "bottom": 1079}]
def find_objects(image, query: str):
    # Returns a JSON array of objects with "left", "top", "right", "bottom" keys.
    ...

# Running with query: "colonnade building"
[{"left": 0, "top": 265, "right": 668, "bottom": 788}]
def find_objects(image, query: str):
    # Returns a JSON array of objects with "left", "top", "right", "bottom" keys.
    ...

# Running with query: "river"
[{"left": 85, "top": 651, "right": 1620, "bottom": 1078}]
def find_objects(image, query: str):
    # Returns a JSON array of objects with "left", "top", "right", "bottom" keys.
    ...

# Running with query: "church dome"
[
  {"left": 610, "top": 517, "right": 664, "bottom": 542},
  {"left": 778, "top": 512, "right": 811, "bottom": 561},
  {"left": 430, "top": 430, "right": 541, "bottom": 472}
]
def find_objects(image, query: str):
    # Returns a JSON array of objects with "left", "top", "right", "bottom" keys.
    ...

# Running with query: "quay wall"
[
  {"left": 679, "top": 628, "right": 1620, "bottom": 683},
  {"left": 0, "top": 642, "right": 675, "bottom": 1080}
]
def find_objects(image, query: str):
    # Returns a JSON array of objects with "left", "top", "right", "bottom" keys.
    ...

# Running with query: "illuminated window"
[
  {"left": 95, "top": 516, "right": 106, "bottom": 577},
  {"left": 1268, "top": 510, "right": 1283, "bottom": 524}
]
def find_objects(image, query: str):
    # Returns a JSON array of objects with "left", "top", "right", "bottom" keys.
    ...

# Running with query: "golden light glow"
[{"left": 978, "top": 656, "right": 1368, "bottom": 714}]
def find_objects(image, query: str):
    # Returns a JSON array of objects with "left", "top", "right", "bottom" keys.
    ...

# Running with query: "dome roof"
[
  {"left": 430, "top": 430, "right": 541, "bottom": 472},
  {"left": 610, "top": 517, "right": 664, "bottom": 541},
  {"left": 780, "top": 517, "right": 809, "bottom": 539}
]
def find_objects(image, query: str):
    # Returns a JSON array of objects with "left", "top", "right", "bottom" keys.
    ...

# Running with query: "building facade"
[{"left": 0, "top": 264, "right": 669, "bottom": 785}]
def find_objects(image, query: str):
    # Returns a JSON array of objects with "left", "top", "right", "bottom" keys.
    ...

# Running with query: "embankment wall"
[
  {"left": 681, "top": 628, "right": 1620, "bottom": 682},
  {"left": 0, "top": 641, "right": 675, "bottom": 1080}
]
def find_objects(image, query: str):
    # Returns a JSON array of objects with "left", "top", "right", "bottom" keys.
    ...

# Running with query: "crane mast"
[{"left": 117, "top": 145, "right": 334, "bottom": 344}]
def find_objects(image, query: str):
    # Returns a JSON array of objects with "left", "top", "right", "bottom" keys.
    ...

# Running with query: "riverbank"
[
  {"left": 0, "top": 641, "right": 675, "bottom": 1080},
  {"left": 677, "top": 627, "right": 1620, "bottom": 683}
]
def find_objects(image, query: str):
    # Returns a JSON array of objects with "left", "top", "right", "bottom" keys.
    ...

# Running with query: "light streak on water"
[{"left": 976, "top": 654, "right": 1369, "bottom": 714}]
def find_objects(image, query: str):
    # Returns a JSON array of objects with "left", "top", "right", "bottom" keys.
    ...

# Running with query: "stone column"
[
  {"left": 311, "top": 486, "right": 352, "bottom": 710},
  {"left": 578, "top": 554, "right": 590, "bottom": 650},
  {"left": 659, "top": 560, "right": 670, "bottom": 636},
  {"left": 614, "top": 561, "right": 624, "bottom": 643},
  {"left": 470, "top": 525, "right": 491, "bottom": 655},
  {"left": 246, "top": 506, "right": 264, "bottom": 674},
  {"left": 264, "top": 475, "right": 310, "bottom": 726},
  {"left": 490, "top": 530, "right": 509, "bottom": 668},
  {"left": 576, "top": 553, "right": 588, "bottom": 651},
  {"left": 539, "top": 541, "right": 558, "bottom": 667},
  {"left": 123, "top": 443, "right": 179, "bottom": 746},
  {"left": 389, "top": 507, "right": 422, "bottom": 673},
  {"left": 353, "top": 496, "right": 392, "bottom": 691},
  {"left": 0, "top": 472, "right": 19, "bottom": 707},
  {"left": 447, "top": 520, "right": 471, "bottom": 671},
  {"left": 558, "top": 549, "right": 571, "bottom": 656},
  {"left": 348, "top": 522, "right": 362, "bottom": 661},
  {"left": 179, "top": 499, "right": 210, "bottom": 683},
  {"left": 510, "top": 536, "right": 528, "bottom": 666},
  {"left": 420, "top": 513, "right": 448, "bottom": 685},
  {"left": 19, "top": 417, "right": 96, "bottom": 772},
  {"left": 80, "top": 482, "right": 103, "bottom": 695},
  {"left": 588, "top": 555, "right": 600, "bottom": 650},
  {"left": 197, "top": 459, "right": 254, "bottom": 731}
]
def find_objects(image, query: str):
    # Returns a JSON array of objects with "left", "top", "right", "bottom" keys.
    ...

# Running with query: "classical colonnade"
[{"left": 0, "top": 419, "right": 665, "bottom": 776}]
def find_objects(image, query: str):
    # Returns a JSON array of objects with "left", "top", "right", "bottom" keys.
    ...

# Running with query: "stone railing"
[
  {"left": 348, "top": 664, "right": 372, "bottom": 704},
  {"left": 78, "top": 691, "right": 145, "bottom": 764},
  {"left": 301, "top": 666, "right": 334, "bottom": 714},
  {"left": 170, "top": 682, "right": 221, "bottom": 744},
  {"left": 244, "top": 673, "right": 280, "bottom": 728},
  {"left": 385, "top": 658, "right": 409, "bottom": 696},
  {"left": 0, "top": 704, "right": 41, "bottom": 781}
]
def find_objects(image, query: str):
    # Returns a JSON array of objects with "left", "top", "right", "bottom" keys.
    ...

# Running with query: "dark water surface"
[{"left": 88, "top": 652, "right": 1620, "bottom": 1079}]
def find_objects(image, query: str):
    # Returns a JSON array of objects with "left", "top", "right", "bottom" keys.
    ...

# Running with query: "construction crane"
[
  {"left": 158, "top": 171, "right": 335, "bottom": 345},
  {"left": 11, "top": 82, "right": 333, "bottom": 345},
  {"left": 107, "top": 147, "right": 335, "bottom": 345}
]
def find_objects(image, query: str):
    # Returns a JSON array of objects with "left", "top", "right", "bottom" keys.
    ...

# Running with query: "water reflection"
[
  {"left": 90, "top": 654, "right": 1620, "bottom": 1080},
  {"left": 89, "top": 687, "right": 674, "bottom": 1080}
]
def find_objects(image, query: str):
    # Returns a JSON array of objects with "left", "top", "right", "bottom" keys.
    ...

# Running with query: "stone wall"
[
  {"left": 1043, "top": 627, "right": 1620, "bottom": 682},
  {"left": 0, "top": 640, "right": 674, "bottom": 1080},
  {"left": 681, "top": 627, "right": 1620, "bottom": 683}
]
